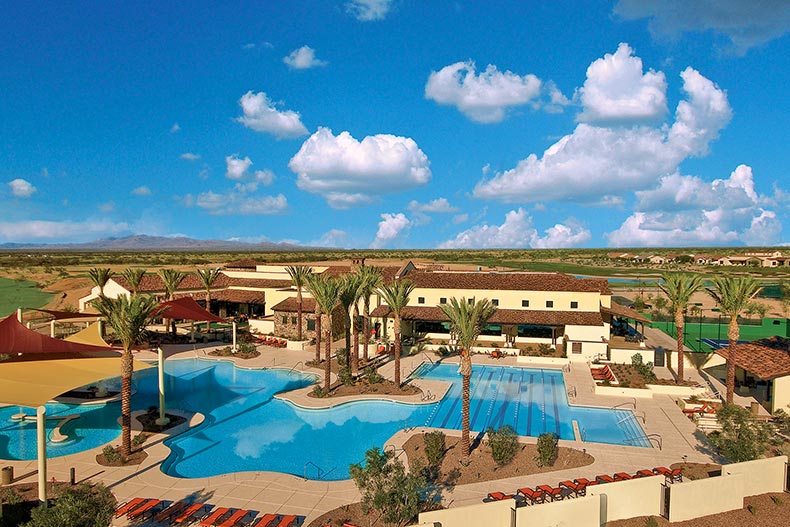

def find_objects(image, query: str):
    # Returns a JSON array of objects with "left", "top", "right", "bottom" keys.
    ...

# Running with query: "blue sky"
[{"left": 1, "top": 1, "right": 788, "bottom": 249}]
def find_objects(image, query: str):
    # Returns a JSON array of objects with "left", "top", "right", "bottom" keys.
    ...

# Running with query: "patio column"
[
  {"left": 189, "top": 322, "right": 196, "bottom": 343},
  {"left": 17, "top": 307, "right": 22, "bottom": 323},
  {"left": 37, "top": 406, "right": 47, "bottom": 507},
  {"left": 50, "top": 320, "right": 55, "bottom": 338},
  {"left": 232, "top": 321, "right": 238, "bottom": 352},
  {"left": 155, "top": 347, "right": 169, "bottom": 426}
]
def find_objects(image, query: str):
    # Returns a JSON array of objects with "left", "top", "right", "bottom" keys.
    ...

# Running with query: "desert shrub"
[
  {"left": 488, "top": 426, "right": 518, "bottom": 466},
  {"left": 23, "top": 482, "right": 115, "bottom": 527},
  {"left": 364, "top": 365, "right": 383, "bottom": 384},
  {"left": 537, "top": 343, "right": 552, "bottom": 356},
  {"left": 747, "top": 504, "right": 757, "bottom": 516},
  {"left": 102, "top": 445, "right": 120, "bottom": 463},
  {"left": 534, "top": 432, "right": 558, "bottom": 467},
  {"left": 312, "top": 385, "right": 327, "bottom": 398},
  {"left": 771, "top": 495, "right": 783, "bottom": 505},
  {"left": 631, "top": 353, "right": 657, "bottom": 383},
  {"left": 131, "top": 434, "right": 146, "bottom": 448},
  {"left": 644, "top": 517, "right": 658, "bottom": 527},
  {"left": 237, "top": 341, "right": 257, "bottom": 355},
  {"left": 339, "top": 367, "right": 355, "bottom": 386},
  {"left": 423, "top": 431, "right": 446, "bottom": 466},
  {"left": 708, "top": 403, "right": 775, "bottom": 462}
]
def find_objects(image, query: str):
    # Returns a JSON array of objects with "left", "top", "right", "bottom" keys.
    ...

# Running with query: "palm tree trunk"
[
  {"left": 362, "top": 298, "right": 370, "bottom": 362},
  {"left": 394, "top": 317, "right": 402, "bottom": 388},
  {"left": 324, "top": 313, "right": 332, "bottom": 391},
  {"left": 296, "top": 291, "right": 303, "bottom": 341},
  {"left": 460, "top": 350, "right": 472, "bottom": 460},
  {"left": 352, "top": 305, "right": 360, "bottom": 373},
  {"left": 726, "top": 320, "right": 739, "bottom": 404},
  {"left": 120, "top": 350, "right": 133, "bottom": 457},
  {"left": 344, "top": 312, "right": 352, "bottom": 371},
  {"left": 315, "top": 306, "right": 322, "bottom": 363},
  {"left": 675, "top": 309, "right": 685, "bottom": 384}
]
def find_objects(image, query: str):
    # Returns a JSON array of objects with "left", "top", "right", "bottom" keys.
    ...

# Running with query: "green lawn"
[{"left": 0, "top": 277, "right": 53, "bottom": 317}]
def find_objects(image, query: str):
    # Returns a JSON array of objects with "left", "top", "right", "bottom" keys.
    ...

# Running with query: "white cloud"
[
  {"left": 0, "top": 219, "right": 130, "bottom": 242},
  {"left": 452, "top": 213, "right": 469, "bottom": 224},
  {"left": 131, "top": 186, "right": 152, "bottom": 196},
  {"left": 614, "top": 0, "right": 790, "bottom": 54},
  {"left": 181, "top": 152, "right": 200, "bottom": 161},
  {"left": 289, "top": 127, "right": 431, "bottom": 209},
  {"left": 8, "top": 179, "right": 36, "bottom": 198},
  {"left": 439, "top": 209, "right": 590, "bottom": 249},
  {"left": 370, "top": 213, "right": 410, "bottom": 248},
  {"left": 312, "top": 229, "right": 349, "bottom": 248},
  {"left": 99, "top": 201, "right": 115, "bottom": 213},
  {"left": 194, "top": 190, "right": 288, "bottom": 216},
  {"left": 425, "top": 61, "right": 542, "bottom": 123},
  {"left": 283, "top": 46, "right": 327, "bottom": 69},
  {"left": 607, "top": 165, "right": 783, "bottom": 247},
  {"left": 253, "top": 169, "right": 275, "bottom": 186},
  {"left": 578, "top": 42, "right": 667, "bottom": 123},
  {"left": 236, "top": 91, "right": 309, "bottom": 139},
  {"left": 225, "top": 154, "right": 253, "bottom": 180},
  {"left": 346, "top": 0, "right": 393, "bottom": 21},
  {"left": 544, "top": 81, "right": 573, "bottom": 113},
  {"left": 474, "top": 52, "right": 731, "bottom": 204},
  {"left": 170, "top": 123, "right": 180, "bottom": 133},
  {"left": 407, "top": 198, "right": 457, "bottom": 213}
]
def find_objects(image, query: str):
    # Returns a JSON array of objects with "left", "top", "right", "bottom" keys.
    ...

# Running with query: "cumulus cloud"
[
  {"left": 283, "top": 46, "right": 327, "bottom": 69},
  {"left": 346, "top": 0, "right": 393, "bottom": 21},
  {"left": 131, "top": 186, "right": 152, "bottom": 196},
  {"left": 194, "top": 190, "right": 288, "bottom": 216},
  {"left": 407, "top": 198, "right": 457, "bottom": 213},
  {"left": 8, "top": 179, "right": 36, "bottom": 198},
  {"left": 425, "top": 61, "right": 542, "bottom": 123},
  {"left": 474, "top": 47, "right": 731, "bottom": 204},
  {"left": 225, "top": 155, "right": 253, "bottom": 180},
  {"left": 578, "top": 43, "right": 667, "bottom": 123},
  {"left": 312, "top": 229, "right": 349, "bottom": 248},
  {"left": 439, "top": 209, "right": 591, "bottom": 249},
  {"left": 370, "top": 213, "right": 410, "bottom": 248},
  {"left": 606, "top": 165, "right": 783, "bottom": 246},
  {"left": 236, "top": 91, "right": 309, "bottom": 139},
  {"left": 614, "top": 0, "right": 790, "bottom": 54},
  {"left": 0, "top": 219, "right": 130, "bottom": 242},
  {"left": 181, "top": 152, "right": 200, "bottom": 161},
  {"left": 289, "top": 127, "right": 431, "bottom": 209}
]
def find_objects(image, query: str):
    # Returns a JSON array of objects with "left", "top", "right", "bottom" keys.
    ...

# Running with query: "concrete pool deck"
[{"left": 0, "top": 340, "right": 719, "bottom": 525}]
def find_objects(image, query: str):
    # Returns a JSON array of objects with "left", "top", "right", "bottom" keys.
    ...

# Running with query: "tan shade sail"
[
  {"left": 64, "top": 321, "right": 112, "bottom": 348},
  {"left": 0, "top": 358, "right": 154, "bottom": 408}
]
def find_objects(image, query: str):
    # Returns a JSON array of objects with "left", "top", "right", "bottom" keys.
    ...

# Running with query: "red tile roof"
[
  {"left": 223, "top": 259, "right": 261, "bottom": 269},
  {"left": 270, "top": 297, "right": 317, "bottom": 312},
  {"left": 369, "top": 305, "right": 603, "bottom": 326},
  {"left": 716, "top": 337, "right": 790, "bottom": 380},
  {"left": 400, "top": 270, "right": 611, "bottom": 294},
  {"left": 209, "top": 289, "right": 267, "bottom": 305},
  {"left": 112, "top": 273, "right": 231, "bottom": 293},
  {"left": 225, "top": 277, "right": 293, "bottom": 289}
]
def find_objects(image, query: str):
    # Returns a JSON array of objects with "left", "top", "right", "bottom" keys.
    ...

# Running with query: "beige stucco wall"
[
  {"left": 722, "top": 456, "right": 787, "bottom": 496},
  {"left": 588, "top": 476, "right": 663, "bottom": 521},
  {"left": 668, "top": 472, "right": 745, "bottom": 522},
  {"left": 515, "top": 494, "right": 599, "bottom": 527},
  {"left": 417, "top": 497, "right": 514, "bottom": 527},
  {"left": 771, "top": 376, "right": 790, "bottom": 414},
  {"left": 410, "top": 287, "right": 603, "bottom": 312},
  {"left": 609, "top": 347, "right": 654, "bottom": 365}
]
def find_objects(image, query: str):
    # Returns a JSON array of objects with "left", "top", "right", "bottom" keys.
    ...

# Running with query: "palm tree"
[
  {"left": 159, "top": 269, "right": 189, "bottom": 336},
  {"left": 88, "top": 267, "right": 114, "bottom": 297},
  {"left": 306, "top": 274, "right": 343, "bottom": 391},
  {"left": 378, "top": 279, "right": 415, "bottom": 388},
  {"left": 196, "top": 267, "right": 222, "bottom": 313},
  {"left": 440, "top": 297, "right": 496, "bottom": 460},
  {"left": 356, "top": 266, "right": 383, "bottom": 363},
  {"left": 94, "top": 294, "right": 159, "bottom": 456},
  {"left": 285, "top": 265, "right": 313, "bottom": 341},
  {"left": 120, "top": 268, "right": 146, "bottom": 296},
  {"left": 706, "top": 276, "right": 762, "bottom": 403},
  {"left": 658, "top": 273, "right": 703, "bottom": 384},
  {"left": 339, "top": 273, "right": 364, "bottom": 374}
]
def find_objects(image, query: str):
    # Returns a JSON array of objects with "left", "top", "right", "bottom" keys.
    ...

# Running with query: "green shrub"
[
  {"left": 631, "top": 353, "right": 657, "bottom": 382},
  {"left": 132, "top": 434, "right": 146, "bottom": 448},
  {"left": 423, "top": 431, "right": 446, "bottom": 466},
  {"left": 23, "top": 482, "right": 115, "bottom": 527},
  {"left": 644, "top": 517, "right": 658, "bottom": 527},
  {"left": 102, "top": 445, "right": 120, "bottom": 463},
  {"left": 488, "top": 426, "right": 519, "bottom": 466},
  {"left": 771, "top": 495, "right": 783, "bottom": 505},
  {"left": 364, "top": 365, "right": 383, "bottom": 384},
  {"left": 339, "top": 367, "right": 355, "bottom": 386},
  {"left": 312, "top": 385, "right": 327, "bottom": 398},
  {"left": 747, "top": 504, "right": 757, "bottom": 516},
  {"left": 708, "top": 403, "right": 775, "bottom": 462},
  {"left": 537, "top": 343, "right": 552, "bottom": 356},
  {"left": 534, "top": 433, "right": 558, "bottom": 467}
]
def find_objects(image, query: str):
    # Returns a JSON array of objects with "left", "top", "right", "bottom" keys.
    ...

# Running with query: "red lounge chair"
[
  {"left": 573, "top": 478, "right": 598, "bottom": 487},
  {"left": 173, "top": 503, "right": 208, "bottom": 524},
  {"left": 128, "top": 499, "right": 162, "bottom": 520},
  {"left": 217, "top": 509, "right": 250, "bottom": 527},
  {"left": 517, "top": 487, "right": 544, "bottom": 505},
  {"left": 200, "top": 507, "right": 231, "bottom": 527},
  {"left": 560, "top": 480, "right": 587, "bottom": 496},
  {"left": 654, "top": 466, "right": 683, "bottom": 482},
  {"left": 275, "top": 515, "right": 298, "bottom": 527},
  {"left": 537, "top": 484, "right": 566, "bottom": 501},
  {"left": 115, "top": 497, "right": 147, "bottom": 518},
  {"left": 635, "top": 469, "right": 655, "bottom": 478},
  {"left": 250, "top": 514, "right": 278, "bottom": 527},
  {"left": 486, "top": 491, "right": 513, "bottom": 501},
  {"left": 613, "top": 472, "right": 633, "bottom": 481},
  {"left": 596, "top": 474, "right": 614, "bottom": 484},
  {"left": 155, "top": 501, "right": 189, "bottom": 523}
]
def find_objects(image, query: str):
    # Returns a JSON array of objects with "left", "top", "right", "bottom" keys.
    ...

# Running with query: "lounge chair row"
[
  {"left": 254, "top": 335, "right": 288, "bottom": 347},
  {"left": 485, "top": 466, "right": 683, "bottom": 506},
  {"left": 591, "top": 365, "right": 616, "bottom": 383},
  {"left": 114, "top": 498, "right": 300, "bottom": 527}
]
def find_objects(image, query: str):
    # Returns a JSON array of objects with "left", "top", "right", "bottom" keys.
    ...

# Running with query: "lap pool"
[{"left": 0, "top": 358, "right": 649, "bottom": 479}]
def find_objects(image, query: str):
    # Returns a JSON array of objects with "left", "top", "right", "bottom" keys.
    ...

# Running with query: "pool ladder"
[
  {"left": 288, "top": 361, "right": 304, "bottom": 375},
  {"left": 303, "top": 460, "right": 336, "bottom": 480},
  {"left": 617, "top": 410, "right": 646, "bottom": 425}
]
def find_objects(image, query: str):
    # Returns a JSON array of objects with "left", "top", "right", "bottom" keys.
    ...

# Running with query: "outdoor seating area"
[
  {"left": 485, "top": 466, "right": 683, "bottom": 506},
  {"left": 114, "top": 498, "right": 301, "bottom": 526},
  {"left": 252, "top": 334, "right": 288, "bottom": 348},
  {"left": 591, "top": 364, "right": 618, "bottom": 384}
]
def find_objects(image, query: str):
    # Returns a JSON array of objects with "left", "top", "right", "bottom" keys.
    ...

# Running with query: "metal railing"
[
  {"left": 304, "top": 461, "right": 324, "bottom": 480},
  {"left": 288, "top": 361, "right": 304, "bottom": 375},
  {"left": 612, "top": 398, "right": 637, "bottom": 410},
  {"left": 421, "top": 390, "right": 436, "bottom": 401}
]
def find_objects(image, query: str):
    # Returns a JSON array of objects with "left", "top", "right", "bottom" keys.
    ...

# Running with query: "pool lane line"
[
  {"left": 480, "top": 368, "right": 505, "bottom": 431},
  {"left": 470, "top": 369, "right": 495, "bottom": 431},
  {"left": 525, "top": 372, "right": 535, "bottom": 437},
  {"left": 487, "top": 370, "right": 514, "bottom": 431},
  {"left": 549, "top": 374, "right": 561, "bottom": 437}
]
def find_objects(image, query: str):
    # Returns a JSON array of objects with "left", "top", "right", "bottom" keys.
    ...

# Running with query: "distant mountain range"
[{"left": 0, "top": 234, "right": 317, "bottom": 251}]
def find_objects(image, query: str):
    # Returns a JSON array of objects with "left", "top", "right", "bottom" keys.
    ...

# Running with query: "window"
[
  {"left": 281, "top": 316, "right": 288, "bottom": 324},
  {"left": 291, "top": 317, "right": 297, "bottom": 324},
  {"left": 307, "top": 319, "right": 315, "bottom": 331},
  {"left": 570, "top": 301, "right": 578, "bottom": 309},
  {"left": 418, "top": 297, "right": 425, "bottom": 304},
  {"left": 546, "top": 300, "right": 554, "bottom": 308},
  {"left": 521, "top": 299, "right": 529, "bottom": 307},
  {"left": 414, "top": 320, "right": 450, "bottom": 334},
  {"left": 439, "top": 297, "right": 447, "bottom": 304},
  {"left": 480, "top": 323, "right": 502, "bottom": 336},
  {"left": 572, "top": 342, "right": 582, "bottom": 354},
  {"left": 492, "top": 299, "right": 499, "bottom": 306}
]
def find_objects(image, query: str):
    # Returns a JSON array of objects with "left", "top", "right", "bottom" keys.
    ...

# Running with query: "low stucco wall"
[
  {"left": 515, "top": 494, "right": 599, "bottom": 527},
  {"left": 609, "top": 347, "right": 653, "bottom": 365},
  {"left": 588, "top": 475, "right": 663, "bottom": 522},
  {"left": 515, "top": 356, "right": 569, "bottom": 367},
  {"left": 723, "top": 456, "right": 787, "bottom": 496},
  {"left": 647, "top": 383, "right": 707, "bottom": 397},
  {"left": 418, "top": 498, "right": 514, "bottom": 527},
  {"left": 669, "top": 473, "right": 745, "bottom": 522},
  {"left": 595, "top": 385, "right": 654, "bottom": 398}
]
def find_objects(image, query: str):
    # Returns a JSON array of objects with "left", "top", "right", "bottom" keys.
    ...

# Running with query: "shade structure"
[
  {"left": 64, "top": 321, "right": 111, "bottom": 348},
  {"left": 0, "top": 314, "right": 116, "bottom": 355},
  {"left": 29, "top": 309, "right": 100, "bottom": 320},
  {"left": 156, "top": 296, "right": 225, "bottom": 323},
  {"left": 0, "top": 357, "right": 154, "bottom": 407}
]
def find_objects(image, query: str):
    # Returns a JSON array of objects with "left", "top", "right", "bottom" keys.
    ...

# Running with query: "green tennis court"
[{"left": 654, "top": 317, "right": 789, "bottom": 352}]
